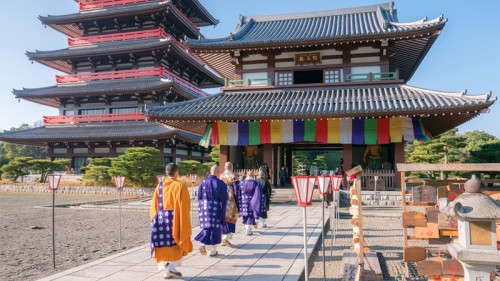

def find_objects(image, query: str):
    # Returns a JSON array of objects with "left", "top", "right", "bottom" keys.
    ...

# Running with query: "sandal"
[{"left": 199, "top": 245, "right": 207, "bottom": 256}]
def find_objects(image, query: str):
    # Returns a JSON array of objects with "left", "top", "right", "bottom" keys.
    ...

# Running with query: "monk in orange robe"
[{"left": 150, "top": 163, "right": 193, "bottom": 279}]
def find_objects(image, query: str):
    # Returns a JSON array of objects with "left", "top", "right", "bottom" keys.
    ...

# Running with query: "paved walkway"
[{"left": 39, "top": 205, "right": 326, "bottom": 281}]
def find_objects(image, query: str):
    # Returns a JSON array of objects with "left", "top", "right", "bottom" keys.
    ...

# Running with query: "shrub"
[{"left": 108, "top": 147, "right": 163, "bottom": 187}]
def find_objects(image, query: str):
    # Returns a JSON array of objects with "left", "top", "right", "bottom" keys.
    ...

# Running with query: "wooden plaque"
[
  {"left": 415, "top": 223, "right": 440, "bottom": 239},
  {"left": 440, "top": 229, "right": 459, "bottom": 237},
  {"left": 345, "top": 165, "right": 363, "bottom": 177},
  {"left": 417, "top": 260, "right": 442, "bottom": 276},
  {"left": 441, "top": 259, "right": 464, "bottom": 276},
  {"left": 403, "top": 246, "right": 426, "bottom": 262},
  {"left": 413, "top": 185, "right": 438, "bottom": 203},
  {"left": 403, "top": 211, "right": 427, "bottom": 227},
  {"left": 428, "top": 236, "right": 451, "bottom": 245},
  {"left": 428, "top": 276, "right": 464, "bottom": 281},
  {"left": 438, "top": 213, "right": 458, "bottom": 230},
  {"left": 437, "top": 186, "right": 463, "bottom": 201},
  {"left": 426, "top": 207, "right": 440, "bottom": 224}
]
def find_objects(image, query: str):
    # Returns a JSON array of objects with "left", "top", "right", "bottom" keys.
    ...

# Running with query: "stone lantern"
[{"left": 438, "top": 175, "right": 500, "bottom": 281}]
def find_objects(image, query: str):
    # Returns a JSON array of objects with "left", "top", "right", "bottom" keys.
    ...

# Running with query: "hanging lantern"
[
  {"left": 47, "top": 174, "right": 62, "bottom": 191},
  {"left": 156, "top": 175, "right": 166, "bottom": 184},
  {"left": 291, "top": 176, "right": 317, "bottom": 206},
  {"left": 330, "top": 175, "right": 343, "bottom": 191},
  {"left": 114, "top": 176, "right": 125, "bottom": 190},
  {"left": 317, "top": 175, "right": 331, "bottom": 195}
]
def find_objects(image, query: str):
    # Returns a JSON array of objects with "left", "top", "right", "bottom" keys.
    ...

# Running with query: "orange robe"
[{"left": 149, "top": 178, "right": 193, "bottom": 263}]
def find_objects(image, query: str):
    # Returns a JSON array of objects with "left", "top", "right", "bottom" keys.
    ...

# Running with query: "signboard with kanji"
[
  {"left": 294, "top": 52, "right": 322, "bottom": 65},
  {"left": 413, "top": 185, "right": 438, "bottom": 203}
]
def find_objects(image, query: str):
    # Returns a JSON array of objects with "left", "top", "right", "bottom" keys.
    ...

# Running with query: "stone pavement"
[{"left": 38, "top": 205, "right": 326, "bottom": 281}]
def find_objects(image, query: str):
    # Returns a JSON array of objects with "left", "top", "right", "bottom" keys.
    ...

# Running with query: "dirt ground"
[{"left": 0, "top": 192, "right": 152, "bottom": 281}]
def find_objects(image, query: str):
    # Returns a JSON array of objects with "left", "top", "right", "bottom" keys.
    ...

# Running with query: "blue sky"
[{"left": 0, "top": 1, "right": 499, "bottom": 137}]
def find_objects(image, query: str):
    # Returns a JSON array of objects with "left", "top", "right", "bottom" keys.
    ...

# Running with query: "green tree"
[
  {"left": 312, "top": 155, "right": 328, "bottom": 170},
  {"left": 0, "top": 157, "right": 33, "bottom": 182},
  {"left": 462, "top": 131, "right": 497, "bottom": 152},
  {"left": 82, "top": 158, "right": 114, "bottom": 186},
  {"left": 177, "top": 160, "right": 203, "bottom": 176},
  {"left": 201, "top": 162, "right": 216, "bottom": 176},
  {"left": 29, "top": 159, "right": 70, "bottom": 183},
  {"left": 108, "top": 147, "right": 163, "bottom": 187},
  {"left": 0, "top": 124, "right": 46, "bottom": 161},
  {"left": 466, "top": 140, "right": 500, "bottom": 180},
  {"left": 292, "top": 152, "right": 311, "bottom": 176},
  {"left": 406, "top": 129, "right": 467, "bottom": 178},
  {"left": 209, "top": 145, "right": 220, "bottom": 163}
]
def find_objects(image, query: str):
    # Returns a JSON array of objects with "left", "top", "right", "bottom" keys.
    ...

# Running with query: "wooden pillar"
[
  {"left": 219, "top": 145, "right": 229, "bottom": 168},
  {"left": 394, "top": 142, "right": 405, "bottom": 189},
  {"left": 263, "top": 144, "right": 273, "bottom": 184},
  {"left": 272, "top": 145, "right": 278, "bottom": 187},
  {"left": 343, "top": 144, "right": 353, "bottom": 188},
  {"left": 158, "top": 140, "right": 165, "bottom": 164},
  {"left": 285, "top": 145, "right": 292, "bottom": 182},
  {"left": 343, "top": 144, "right": 353, "bottom": 171},
  {"left": 267, "top": 52, "right": 275, "bottom": 85}
]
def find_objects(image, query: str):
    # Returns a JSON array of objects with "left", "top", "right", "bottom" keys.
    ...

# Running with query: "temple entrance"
[{"left": 291, "top": 149, "right": 343, "bottom": 176}]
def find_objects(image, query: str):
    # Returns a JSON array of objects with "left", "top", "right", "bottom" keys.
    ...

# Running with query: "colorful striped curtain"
[{"left": 200, "top": 117, "right": 432, "bottom": 147}]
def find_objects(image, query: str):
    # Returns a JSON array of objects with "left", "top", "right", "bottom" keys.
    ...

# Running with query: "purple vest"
[{"left": 150, "top": 182, "right": 176, "bottom": 255}]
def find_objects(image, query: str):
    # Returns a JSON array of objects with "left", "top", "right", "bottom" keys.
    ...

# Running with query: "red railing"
[
  {"left": 43, "top": 112, "right": 147, "bottom": 125},
  {"left": 56, "top": 68, "right": 162, "bottom": 84},
  {"left": 56, "top": 67, "right": 208, "bottom": 96},
  {"left": 79, "top": 0, "right": 152, "bottom": 10},
  {"left": 67, "top": 28, "right": 204, "bottom": 66},
  {"left": 68, "top": 28, "right": 169, "bottom": 46}
]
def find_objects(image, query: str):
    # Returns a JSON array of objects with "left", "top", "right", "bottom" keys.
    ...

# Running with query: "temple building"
[
  {"left": 0, "top": 0, "right": 223, "bottom": 173},
  {"left": 147, "top": 2, "right": 496, "bottom": 188}
]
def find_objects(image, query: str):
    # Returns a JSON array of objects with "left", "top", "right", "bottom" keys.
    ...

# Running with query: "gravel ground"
[
  {"left": 307, "top": 205, "right": 500, "bottom": 281},
  {"left": 307, "top": 205, "right": 411, "bottom": 281},
  {"left": 0, "top": 192, "right": 152, "bottom": 281}
]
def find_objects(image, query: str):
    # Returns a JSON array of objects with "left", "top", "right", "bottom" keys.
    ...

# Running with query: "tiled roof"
[
  {"left": 13, "top": 77, "right": 207, "bottom": 107},
  {"left": 40, "top": 1, "right": 200, "bottom": 38},
  {"left": 26, "top": 38, "right": 223, "bottom": 87},
  {"left": 181, "top": 0, "right": 219, "bottom": 27},
  {"left": 146, "top": 85, "right": 496, "bottom": 136},
  {"left": 0, "top": 121, "right": 201, "bottom": 145},
  {"left": 184, "top": 3, "right": 446, "bottom": 81},
  {"left": 147, "top": 85, "right": 494, "bottom": 119},
  {"left": 186, "top": 2, "right": 446, "bottom": 48}
]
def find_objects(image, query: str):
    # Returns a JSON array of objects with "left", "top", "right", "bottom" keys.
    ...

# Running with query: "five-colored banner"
[{"left": 200, "top": 117, "right": 431, "bottom": 147}]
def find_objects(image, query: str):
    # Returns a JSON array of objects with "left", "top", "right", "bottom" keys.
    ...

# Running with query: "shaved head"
[
  {"left": 224, "top": 162, "right": 233, "bottom": 171},
  {"left": 210, "top": 165, "right": 220, "bottom": 176},
  {"left": 246, "top": 171, "right": 254, "bottom": 178}
]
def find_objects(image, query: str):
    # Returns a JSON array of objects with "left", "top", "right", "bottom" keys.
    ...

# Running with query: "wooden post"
[
  {"left": 263, "top": 144, "right": 273, "bottom": 184},
  {"left": 219, "top": 145, "right": 229, "bottom": 168},
  {"left": 345, "top": 165, "right": 365, "bottom": 278}
]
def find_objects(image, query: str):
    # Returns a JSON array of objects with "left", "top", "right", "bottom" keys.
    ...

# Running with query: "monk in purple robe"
[
  {"left": 195, "top": 165, "right": 228, "bottom": 257},
  {"left": 237, "top": 171, "right": 263, "bottom": 236}
]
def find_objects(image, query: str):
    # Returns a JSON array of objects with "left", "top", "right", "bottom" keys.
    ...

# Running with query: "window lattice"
[{"left": 324, "top": 69, "right": 344, "bottom": 84}]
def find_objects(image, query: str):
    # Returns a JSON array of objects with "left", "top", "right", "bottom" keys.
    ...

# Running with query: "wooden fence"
[{"left": 360, "top": 169, "right": 396, "bottom": 191}]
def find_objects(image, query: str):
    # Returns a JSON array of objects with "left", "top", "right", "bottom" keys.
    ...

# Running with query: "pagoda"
[
  {"left": 146, "top": 2, "right": 496, "bottom": 188},
  {"left": 0, "top": 0, "right": 223, "bottom": 173}
]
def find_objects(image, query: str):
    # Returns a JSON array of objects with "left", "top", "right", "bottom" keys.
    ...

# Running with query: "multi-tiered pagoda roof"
[{"left": 1, "top": 0, "right": 221, "bottom": 165}]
